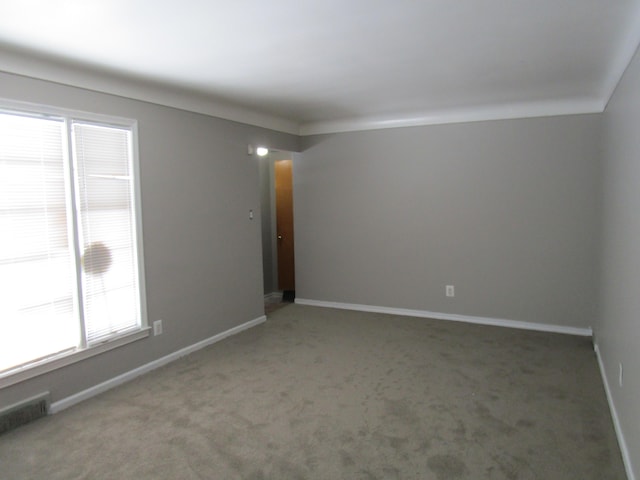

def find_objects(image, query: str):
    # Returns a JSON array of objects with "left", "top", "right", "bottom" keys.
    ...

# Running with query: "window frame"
[{"left": 0, "top": 98, "right": 149, "bottom": 389}]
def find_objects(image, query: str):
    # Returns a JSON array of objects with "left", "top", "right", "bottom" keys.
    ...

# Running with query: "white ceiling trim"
[
  {"left": 0, "top": 46, "right": 300, "bottom": 135},
  {"left": 1, "top": 2, "right": 640, "bottom": 137},
  {"left": 2, "top": 37, "right": 638, "bottom": 137},
  {"left": 0, "top": 48, "right": 609, "bottom": 137},
  {"left": 601, "top": 4, "right": 640, "bottom": 108},
  {"left": 298, "top": 98, "right": 605, "bottom": 136}
]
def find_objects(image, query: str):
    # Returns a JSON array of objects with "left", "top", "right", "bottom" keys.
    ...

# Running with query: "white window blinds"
[
  {"left": 0, "top": 107, "right": 144, "bottom": 375},
  {"left": 0, "top": 112, "right": 77, "bottom": 371},
  {"left": 72, "top": 122, "right": 141, "bottom": 344}
]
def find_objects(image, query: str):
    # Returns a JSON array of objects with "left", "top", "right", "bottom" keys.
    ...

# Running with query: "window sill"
[{"left": 0, "top": 327, "right": 151, "bottom": 389}]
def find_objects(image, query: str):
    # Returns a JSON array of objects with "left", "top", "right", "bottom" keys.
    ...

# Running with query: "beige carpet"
[{"left": 0, "top": 304, "right": 626, "bottom": 479}]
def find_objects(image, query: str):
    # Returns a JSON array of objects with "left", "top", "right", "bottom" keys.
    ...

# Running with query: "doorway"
[
  {"left": 274, "top": 159, "right": 295, "bottom": 300},
  {"left": 258, "top": 151, "right": 296, "bottom": 305}
]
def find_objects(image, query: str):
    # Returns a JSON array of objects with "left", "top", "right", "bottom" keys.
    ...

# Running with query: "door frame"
[{"left": 258, "top": 150, "right": 296, "bottom": 298}]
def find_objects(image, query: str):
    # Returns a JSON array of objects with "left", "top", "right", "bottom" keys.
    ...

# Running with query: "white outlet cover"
[{"left": 153, "top": 320, "right": 163, "bottom": 336}]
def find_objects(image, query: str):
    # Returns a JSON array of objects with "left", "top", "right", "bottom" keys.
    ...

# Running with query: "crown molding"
[
  {"left": 0, "top": 45, "right": 300, "bottom": 135},
  {"left": 298, "top": 97, "right": 605, "bottom": 136},
  {"left": 0, "top": 45, "right": 618, "bottom": 138},
  {"left": 602, "top": 3, "right": 640, "bottom": 109}
]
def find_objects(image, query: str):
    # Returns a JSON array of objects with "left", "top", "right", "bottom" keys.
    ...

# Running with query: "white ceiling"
[{"left": 1, "top": 0, "right": 640, "bottom": 135}]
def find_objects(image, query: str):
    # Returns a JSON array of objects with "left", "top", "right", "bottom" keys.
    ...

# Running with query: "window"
[{"left": 0, "top": 102, "right": 147, "bottom": 382}]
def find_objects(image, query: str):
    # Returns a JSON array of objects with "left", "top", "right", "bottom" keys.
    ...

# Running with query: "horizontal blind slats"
[
  {"left": 0, "top": 113, "right": 77, "bottom": 372},
  {"left": 72, "top": 122, "right": 140, "bottom": 344}
]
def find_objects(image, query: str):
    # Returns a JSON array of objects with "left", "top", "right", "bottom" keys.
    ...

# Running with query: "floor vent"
[{"left": 0, "top": 393, "right": 50, "bottom": 435}]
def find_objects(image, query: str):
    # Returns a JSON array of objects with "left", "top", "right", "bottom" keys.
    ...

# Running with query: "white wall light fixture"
[{"left": 247, "top": 145, "right": 269, "bottom": 156}]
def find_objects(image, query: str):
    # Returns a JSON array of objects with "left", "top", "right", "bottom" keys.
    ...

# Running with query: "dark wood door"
[{"left": 275, "top": 159, "right": 295, "bottom": 291}]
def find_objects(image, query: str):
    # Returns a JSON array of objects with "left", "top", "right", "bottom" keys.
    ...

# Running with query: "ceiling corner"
[{"left": 600, "top": 4, "right": 640, "bottom": 109}]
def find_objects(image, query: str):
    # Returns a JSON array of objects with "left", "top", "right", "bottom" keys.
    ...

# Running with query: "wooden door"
[{"left": 275, "top": 159, "right": 295, "bottom": 291}]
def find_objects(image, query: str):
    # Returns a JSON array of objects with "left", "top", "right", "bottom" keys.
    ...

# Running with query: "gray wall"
[
  {"left": 0, "top": 71, "right": 298, "bottom": 409},
  {"left": 599, "top": 44, "right": 640, "bottom": 479},
  {"left": 295, "top": 115, "right": 601, "bottom": 328}
]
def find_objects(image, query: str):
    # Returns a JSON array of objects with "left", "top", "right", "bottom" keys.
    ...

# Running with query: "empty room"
[{"left": 0, "top": 1, "right": 639, "bottom": 479}]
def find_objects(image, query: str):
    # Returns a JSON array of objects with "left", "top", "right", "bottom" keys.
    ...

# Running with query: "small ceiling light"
[{"left": 256, "top": 147, "right": 269, "bottom": 157}]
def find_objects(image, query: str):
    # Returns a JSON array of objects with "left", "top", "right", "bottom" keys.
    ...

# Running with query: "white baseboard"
[
  {"left": 50, "top": 315, "right": 267, "bottom": 414},
  {"left": 264, "top": 291, "right": 282, "bottom": 303},
  {"left": 594, "top": 343, "right": 636, "bottom": 480},
  {"left": 294, "top": 298, "right": 593, "bottom": 337}
]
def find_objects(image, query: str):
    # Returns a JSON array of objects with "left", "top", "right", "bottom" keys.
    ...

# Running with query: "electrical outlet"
[
  {"left": 153, "top": 320, "right": 163, "bottom": 336},
  {"left": 619, "top": 362, "right": 623, "bottom": 387},
  {"left": 446, "top": 285, "right": 455, "bottom": 297}
]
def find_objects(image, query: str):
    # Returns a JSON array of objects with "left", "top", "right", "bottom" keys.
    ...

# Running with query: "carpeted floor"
[
  {"left": 264, "top": 299, "right": 291, "bottom": 315},
  {"left": 0, "top": 304, "right": 626, "bottom": 479}
]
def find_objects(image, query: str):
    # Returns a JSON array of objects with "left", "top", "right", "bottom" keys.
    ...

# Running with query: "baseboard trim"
[
  {"left": 264, "top": 291, "right": 282, "bottom": 302},
  {"left": 50, "top": 315, "right": 267, "bottom": 414},
  {"left": 294, "top": 298, "right": 592, "bottom": 337},
  {"left": 594, "top": 343, "right": 636, "bottom": 480}
]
